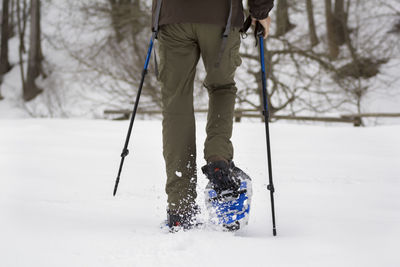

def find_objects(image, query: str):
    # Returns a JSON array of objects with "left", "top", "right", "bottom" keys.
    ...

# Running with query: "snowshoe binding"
[{"left": 202, "top": 161, "right": 252, "bottom": 231}]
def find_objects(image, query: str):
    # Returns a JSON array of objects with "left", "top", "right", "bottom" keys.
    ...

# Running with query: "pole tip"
[{"left": 273, "top": 229, "right": 277, "bottom": 236}]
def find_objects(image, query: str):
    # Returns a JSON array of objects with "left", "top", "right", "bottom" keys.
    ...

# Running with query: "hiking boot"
[
  {"left": 201, "top": 160, "right": 241, "bottom": 194},
  {"left": 167, "top": 205, "right": 201, "bottom": 232}
]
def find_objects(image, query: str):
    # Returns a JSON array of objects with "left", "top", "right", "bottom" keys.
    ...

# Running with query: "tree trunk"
[
  {"left": 24, "top": 0, "right": 43, "bottom": 101},
  {"left": 108, "top": 0, "right": 136, "bottom": 42},
  {"left": 275, "top": 0, "right": 295, "bottom": 37},
  {"left": 9, "top": 0, "right": 16, "bottom": 38},
  {"left": 325, "top": 0, "right": 339, "bottom": 59},
  {"left": 306, "top": 0, "right": 319, "bottom": 47},
  {"left": 16, "top": 0, "right": 28, "bottom": 97},
  {"left": 108, "top": 0, "right": 123, "bottom": 42},
  {"left": 0, "top": 0, "right": 12, "bottom": 75},
  {"left": 333, "top": 0, "right": 346, "bottom": 46}
]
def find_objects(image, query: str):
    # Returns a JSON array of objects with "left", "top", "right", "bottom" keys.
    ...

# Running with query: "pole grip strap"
[
  {"left": 240, "top": 15, "right": 252, "bottom": 36},
  {"left": 152, "top": 0, "right": 163, "bottom": 35},
  {"left": 152, "top": 0, "right": 162, "bottom": 76}
]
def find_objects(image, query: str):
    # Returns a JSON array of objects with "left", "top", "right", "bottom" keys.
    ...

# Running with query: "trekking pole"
[
  {"left": 113, "top": 0, "right": 163, "bottom": 196},
  {"left": 255, "top": 22, "right": 277, "bottom": 236}
]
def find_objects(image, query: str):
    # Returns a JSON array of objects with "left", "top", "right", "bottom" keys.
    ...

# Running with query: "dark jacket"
[{"left": 152, "top": 0, "right": 274, "bottom": 29}]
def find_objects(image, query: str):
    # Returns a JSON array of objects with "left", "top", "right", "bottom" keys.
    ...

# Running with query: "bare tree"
[
  {"left": 9, "top": 0, "right": 16, "bottom": 37},
  {"left": 275, "top": 0, "right": 295, "bottom": 37},
  {"left": 48, "top": 0, "right": 163, "bottom": 114},
  {"left": 306, "top": 0, "right": 319, "bottom": 47},
  {"left": 25, "top": 0, "right": 397, "bottom": 121},
  {"left": 16, "top": 0, "right": 29, "bottom": 99},
  {"left": 0, "top": 0, "right": 14, "bottom": 100},
  {"left": 0, "top": 0, "right": 12, "bottom": 75},
  {"left": 329, "top": 0, "right": 398, "bottom": 125},
  {"left": 325, "top": 0, "right": 339, "bottom": 59},
  {"left": 24, "top": 0, "right": 43, "bottom": 101},
  {"left": 333, "top": 0, "right": 347, "bottom": 46},
  {"left": 108, "top": 0, "right": 142, "bottom": 43}
]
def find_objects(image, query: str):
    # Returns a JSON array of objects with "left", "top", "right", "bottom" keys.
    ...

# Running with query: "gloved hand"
[{"left": 252, "top": 16, "right": 271, "bottom": 39}]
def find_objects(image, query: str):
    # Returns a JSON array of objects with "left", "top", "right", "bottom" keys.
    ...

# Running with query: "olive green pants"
[{"left": 158, "top": 23, "right": 241, "bottom": 213}]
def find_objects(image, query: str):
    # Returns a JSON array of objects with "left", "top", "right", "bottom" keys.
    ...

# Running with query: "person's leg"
[
  {"left": 158, "top": 23, "right": 200, "bottom": 215},
  {"left": 195, "top": 25, "right": 242, "bottom": 162}
]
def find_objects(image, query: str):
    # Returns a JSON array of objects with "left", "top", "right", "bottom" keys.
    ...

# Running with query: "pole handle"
[{"left": 255, "top": 21, "right": 265, "bottom": 38}]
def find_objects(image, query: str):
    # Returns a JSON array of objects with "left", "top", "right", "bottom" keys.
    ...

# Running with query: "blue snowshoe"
[{"left": 202, "top": 161, "right": 252, "bottom": 231}]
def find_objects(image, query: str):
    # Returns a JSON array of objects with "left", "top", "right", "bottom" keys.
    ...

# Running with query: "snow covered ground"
[{"left": 1, "top": 119, "right": 399, "bottom": 267}]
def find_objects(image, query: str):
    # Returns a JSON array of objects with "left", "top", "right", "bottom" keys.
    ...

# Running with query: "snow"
[{"left": 1, "top": 119, "right": 399, "bottom": 267}]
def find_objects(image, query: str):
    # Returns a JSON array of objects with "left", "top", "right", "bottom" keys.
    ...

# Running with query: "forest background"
[{"left": 0, "top": 0, "right": 399, "bottom": 125}]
